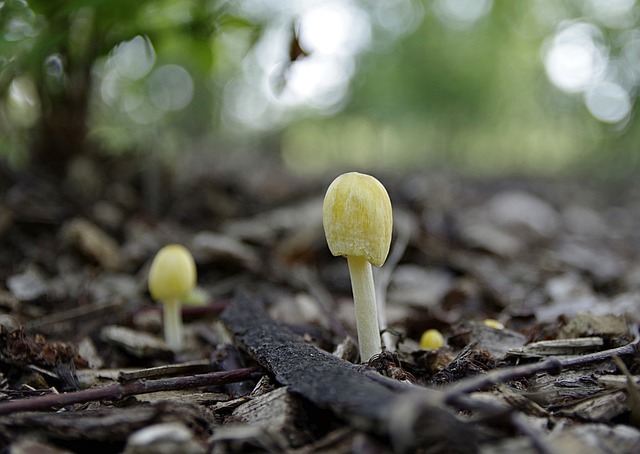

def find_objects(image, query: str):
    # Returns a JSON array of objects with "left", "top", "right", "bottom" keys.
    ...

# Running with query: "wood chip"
[
  {"left": 508, "top": 337, "right": 604, "bottom": 358},
  {"left": 463, "top": 322, "right": 528, "bottom": 359},
  {"left": 560, "top": 313, "right": 630, "bottom": 340},
  {"left": 62, "top": 217, "right": 121, "bottom": 270},
  {"left": 227, "top": 386, "right": 314, "bottom": 448},
  {"left": 554, "top": 390, "right": 628, "bottom": 422},
  {"left": 101, "top": 325, "right": 171, "bottom": 359}
]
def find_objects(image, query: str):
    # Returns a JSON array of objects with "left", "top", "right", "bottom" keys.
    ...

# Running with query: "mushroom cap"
[
  {"left": 148, "top": 244, "right": 197, "bottom": 302},
  {"left": 420, "top": 329, "right": 445, "bottom": 350},
  {"left": 322, "top": 172, "right": 392, "bottom": 267}
]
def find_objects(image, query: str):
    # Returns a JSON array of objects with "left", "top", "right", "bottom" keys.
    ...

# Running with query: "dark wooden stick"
[
  {"left": 221, "top": 290, "right": 477, "bottom": 453},
  {"left": 0, "top": 367, "right": 261, "bottom": 416}
]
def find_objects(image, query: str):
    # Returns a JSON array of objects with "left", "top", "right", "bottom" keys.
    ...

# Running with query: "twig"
[
  {"left": 0, "top": 367, "right": 261, "bottom": 416},
  {"left": 443, "top": 340, "right": 640, "bottom": 406},
  {"left": 117, "top": 359, "right": 213, "bottom": 381}
]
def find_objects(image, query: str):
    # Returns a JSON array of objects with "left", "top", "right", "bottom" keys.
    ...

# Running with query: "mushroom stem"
[
  {"left": 163, "top": 299, "right": 183, "bottom": 350},
  {"left": 347, "top": 255, "right": 381, "bottom": 362}
]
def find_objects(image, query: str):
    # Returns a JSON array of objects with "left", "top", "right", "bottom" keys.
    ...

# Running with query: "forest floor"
[{"left": 0, "top": 152, "right": 640, "bottom": 453}]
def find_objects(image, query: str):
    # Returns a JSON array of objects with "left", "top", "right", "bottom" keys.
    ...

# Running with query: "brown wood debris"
[{"left": 1, "top": 165, "right": 640, "bottom": 453}]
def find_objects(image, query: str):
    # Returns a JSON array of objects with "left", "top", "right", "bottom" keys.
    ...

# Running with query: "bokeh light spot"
[
  {"left": 373, "top": 0, "right": 424, "bottom": 36},
  {"left": 584, "top": 82, "right": 631, "bottom": 123},
  {"left": 223, "top": 77, "right": 271, "bottom": 130},
  {"left": 277, "top": 55, "right": 352, "bottom": 110},
  {"left": 112, "top": 35, "right": 156, "bottom": 80},
  {"left": 586, "top": 0, "right": 637, "bottom": 29},
  {"left": 434, "top": 0, "right": 493, "bottom": 28},
  {"left": 7, "top": 75, "right": 40, "bottom": 127},
  {"left": 148, "top": 64, "right": 194, "bottom": 112},
  {"left": 543, "top": 22, "right": 607, "bottom": 93},
  {"left": 299, "top": 1, "right": 371, "bottom": 56}
]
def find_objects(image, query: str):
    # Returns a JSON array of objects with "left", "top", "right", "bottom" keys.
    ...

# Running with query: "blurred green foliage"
[
  {"left": 282, "top": 1, "right": 640, "bottom": 177},
  {"left": 0, "top": 0, "right": 264, "bottom": 171},
  {"left": 1, "top": 0, "right": 639, "bottom": 177}
]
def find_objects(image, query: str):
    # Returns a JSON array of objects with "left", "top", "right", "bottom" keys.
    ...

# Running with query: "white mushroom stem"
[
  {"left": 163, "top": 299, "right": 183, "bottom": 350},
  {"left": 347, "top": 255, "right": 381, "bottom": 362}
]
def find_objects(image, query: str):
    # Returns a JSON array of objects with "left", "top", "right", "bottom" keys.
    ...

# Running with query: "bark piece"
[
  {"left": 136, "top": 390, "right": 230, "bottom": 406},
  {"left": 560, "top": 313, "right": 629, "bottom": 340},
  {"left": 101, "top": 325, "right": 171, "bottom": 359},
  {"left": 507, "top": 337, "right": 604, "bottom": 358},
  {"left": 461, "top": 322, "right": 527, "bottom": 359},
  {"left": 0, "top": 403, "right": 209, "bottom": 451},
  {"left": 555, "top": 390, "right": 628, "bottom": 422},
  {"left": 221, "top": 291, "right": 476, "bottom": 453},
  {"left": 227, "top": 386, "right": 314, "bottom": 448},
  {"left": 62, "top": 218, "right": 121, "bottom": 270},
  {"left": 0, "top": 406, "right": 158, "bottom": 443}
]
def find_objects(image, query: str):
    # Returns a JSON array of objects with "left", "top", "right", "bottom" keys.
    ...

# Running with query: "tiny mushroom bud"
[
  {"left": 323, "top": 172, "right": 392, "bottom": 362},
  {"left": 420, "top": 329, "right": 445, "bottom": 350},
  {"left": 148, "top": 244, "right": 196, "bottom": 350},
  {"left": 483, "top": 318, "right": 504, "bottom": 330}
]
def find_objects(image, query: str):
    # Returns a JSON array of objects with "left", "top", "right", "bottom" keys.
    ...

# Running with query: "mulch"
[{"left": 1, "top": 156, "right": 639, "bottom": 453}]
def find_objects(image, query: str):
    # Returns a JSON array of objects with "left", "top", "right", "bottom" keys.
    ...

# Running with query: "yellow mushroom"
[
  {"left": 483, "top": 319, "right": 504, "bottom": 330},
  {"left": 420, "top": 329, "right": 445, "bottom": 350},
  {"left": 148, "top": 244, "right": 196, "bottom": 350},
  {"left": 323, "top": 172, "right": 392, "bottom": 362}
]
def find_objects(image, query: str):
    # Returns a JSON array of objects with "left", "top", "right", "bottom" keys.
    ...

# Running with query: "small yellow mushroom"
[
  {"left": 420, "top": 329, "right": 445, "bottom": 350},
  {"left": 483, "top": 319, "right": 505, "bottom": 330},
  {"left": 148, "top": 244, "right": 196, "bottom": 350},
  {"left": 323, "top": 172, "right": 392, "bottom": 362}
]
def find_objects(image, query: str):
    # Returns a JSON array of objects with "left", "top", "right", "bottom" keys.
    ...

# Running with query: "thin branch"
[
  {"left": 117, "top": 359, "right": 214, "bottom": 381},
  {"left": 443, "top": 340, "right": 640, "bottom": 406},
  {"left": 0, "top": 367, "right": 261, "bottom": 416}
]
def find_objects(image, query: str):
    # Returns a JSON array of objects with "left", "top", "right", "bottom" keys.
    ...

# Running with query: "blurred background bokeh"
[{"left": 2, "top": 0, "right": 640, "bottom": 179}]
